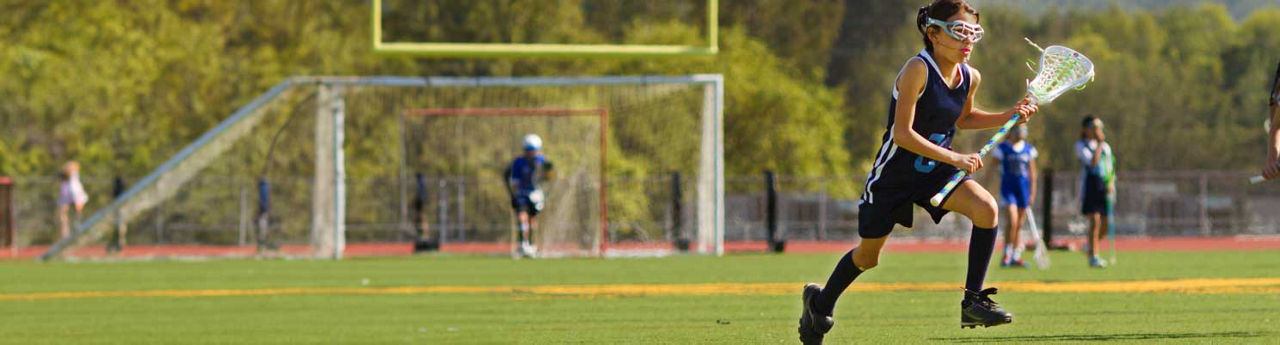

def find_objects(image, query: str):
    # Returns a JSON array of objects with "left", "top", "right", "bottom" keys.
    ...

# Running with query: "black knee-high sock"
[
  {"left": 814, "top": 250, "right": 862, "bottom": 316},
  {"left": 966, "top": 225, "right": 998, "bottom": 292}
]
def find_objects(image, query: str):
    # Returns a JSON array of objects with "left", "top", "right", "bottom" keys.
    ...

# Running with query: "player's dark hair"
[
  {"left": 1081, "top": 115, "right": 1096, "bottom": 139},
  {"left": 916, "top": 0, "right": 980, "bottom": 53}
]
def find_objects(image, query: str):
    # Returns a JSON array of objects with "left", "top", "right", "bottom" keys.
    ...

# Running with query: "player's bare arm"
[
  {"left": 1265, "top": 99, "right": 1279, "bottom": 179},
  {"left": 955, "top": 68, "right": 1039, "bottom": 130},
  {"left": 892, "top": 58, "right": 983, "bottom": 174}
]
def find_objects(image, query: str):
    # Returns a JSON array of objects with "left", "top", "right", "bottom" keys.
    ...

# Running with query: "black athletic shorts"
[
  {"left": 511, "top": 195, "right": 540, "bottom": 217},
  {"left": 857, "top": 167, "right": 971, "bottom": 239},
  {"left": 1080, "top": 173, "right": 1111, "bottom": 216}
]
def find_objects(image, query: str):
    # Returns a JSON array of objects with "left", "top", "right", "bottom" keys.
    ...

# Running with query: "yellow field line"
[{"left": 1, "top": 278, "right": 1277, "bottom": 301}]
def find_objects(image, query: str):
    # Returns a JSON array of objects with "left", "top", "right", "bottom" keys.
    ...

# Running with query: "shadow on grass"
[{"left": 930, "top": 331, "right": 1266, "bottom": 343}]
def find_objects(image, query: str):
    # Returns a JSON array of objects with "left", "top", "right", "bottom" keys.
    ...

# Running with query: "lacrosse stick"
[
  {"left": 1024, "top": 209, "right": 1050, "bottom": 269},
  {"left": 1107, "top": 196, "right": 1117, "bottom": 265},
  {"left": 931, "top": 38, "right": 1095, "bottom": 206}
]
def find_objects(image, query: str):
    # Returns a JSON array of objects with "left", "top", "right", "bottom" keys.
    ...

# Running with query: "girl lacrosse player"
[
  {"left": 993, "top": 124, "right": 1037, "bottom": 268},
  {"left": 799, "top": 1, "right": 1038, "bottom": 342},
  {"left": 1076, "top": 115, "right": 1114, "bottom": 268}
]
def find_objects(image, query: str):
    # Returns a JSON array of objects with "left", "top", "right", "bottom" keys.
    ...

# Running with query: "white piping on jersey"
[
  {"left": 862, "top": 125, "right": 899, "bottom": 204},
  {"left": 892, "top": 57, "right": 927, "bottom": 100},
  {"left": 865, "top": 51, "right": 965, "bottom": 205},
  {"left": 892, "top": 51, "right": 967, "bottom": 99}
]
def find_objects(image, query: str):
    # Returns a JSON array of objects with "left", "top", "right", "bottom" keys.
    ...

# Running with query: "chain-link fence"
[
  {"left": 1047, "top": 170, "right": 1280, "bottom": 239},
  {"left": 723, "top": 170, "right": 1280, "bottom": 243},
  {"left": 1, "top": 174, "right": 705, "bottom": 249},
  {"left": 4, "top": 170, "right": 1278, "bottom": 248}
]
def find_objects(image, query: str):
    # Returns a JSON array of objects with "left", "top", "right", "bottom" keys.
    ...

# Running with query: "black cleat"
[
  {"left": 798, "top": 283, "right": 834, "bottom": 344},
  {"left": 960, "top": 287, "right": 1013, "bottom": 328}
]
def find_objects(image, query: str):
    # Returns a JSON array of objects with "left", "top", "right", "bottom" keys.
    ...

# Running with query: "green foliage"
[
  {"left": 827, "top": 2, "right": 1280, "bottom": 173},
  {"left": 0, "top": 1, "right": 848, "bottom": 186},
  {"left": 1, "top": 0, "right": 1277, "bottom": 190},
  {"left": 958, "top": 5, "right": 1280, "bottom": 171}
]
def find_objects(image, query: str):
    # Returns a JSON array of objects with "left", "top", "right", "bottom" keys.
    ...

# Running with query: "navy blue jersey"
[
  {"left": 508, "top": 155, "right": 548, "bottom": 195},
  {"left": 257, "top": 179, "right": 270, "bottom": 214},
  {"left": 861, "top": 50, "right": 972, "bottom": 205}
]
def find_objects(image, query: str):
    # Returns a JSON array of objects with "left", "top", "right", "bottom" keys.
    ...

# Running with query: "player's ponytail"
[
  {"left": 917, "top": 0, "right": 980, "bottom": 53},
  {"left": 916, "top": 6, "right": 932, "bottom": 52}
]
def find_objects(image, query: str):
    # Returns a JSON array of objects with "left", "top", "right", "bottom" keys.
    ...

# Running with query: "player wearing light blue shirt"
[{"left": 1077, "top": 116, "right": 1114, "bottom": 268}]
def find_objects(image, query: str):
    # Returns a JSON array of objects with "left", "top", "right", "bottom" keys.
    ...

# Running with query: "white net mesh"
[
  {"left": 40, "top": 76, "right": 724, "bottom": 260},
  {"left": 376, "top": 83, "right": 715, "bottom": 257},
  {"left": 1028, "top": 45, "right": 1094, "bottom": 104},
  {"left": 401, "top": 109, "right": 605, "bottom": 257}
]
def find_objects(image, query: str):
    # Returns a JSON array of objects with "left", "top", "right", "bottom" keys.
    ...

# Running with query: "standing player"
[
  {"left": 107, "top": 177, "right": 128, "bottom": 253},
  {"left": 505, "top": 134, "right": 554, "bottom": 258},
  {"left": 57, "top": 161, "right": 89, "bottom": 239},
  {"left": 1076, "top": 115, "right": 1114, "bottom": 268},
  {"left": 1261, "top": 62, "right": 1280, "bottom": 181},
  {"left": 992, "top": 124, "right": 1037, "bottom": 268},
  {"left": 799, "top": 1, "right": 1039, "bottom": 342},
  {"left": 255, "top": 177, "right": 276, "bottom": 252}
]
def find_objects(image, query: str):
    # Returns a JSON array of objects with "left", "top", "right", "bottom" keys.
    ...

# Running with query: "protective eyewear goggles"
[{"left": 926, "top": 18, "right": 984, "bottom": 43}]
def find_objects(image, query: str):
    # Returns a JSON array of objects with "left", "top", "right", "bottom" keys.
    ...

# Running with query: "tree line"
[{"left": 1, "top": 0, "right": 1277, "bottom": 191}]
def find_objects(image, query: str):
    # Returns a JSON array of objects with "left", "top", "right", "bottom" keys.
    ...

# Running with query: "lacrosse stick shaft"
[
  {"left": 1109, "top": 222, "right": 1117, "bottom": 264},
  {"left": 1025, "top": 209, "right": 1050, "bottom": 269},
  {"left": 1108, "top": 198, "right": 1117, "bottom": 264},
  {"left": 929, "top": 114, "right": 1022, "bottom": 206}
]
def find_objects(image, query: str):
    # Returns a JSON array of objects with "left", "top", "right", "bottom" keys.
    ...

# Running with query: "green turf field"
[{"left": 0, "top": 250, "right": 1277, "bottom": 344}]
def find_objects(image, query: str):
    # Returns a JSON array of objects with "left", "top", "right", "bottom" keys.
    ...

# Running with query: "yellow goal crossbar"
[{"left": 371, "top": 0, "right": 718, "bottom": 58}]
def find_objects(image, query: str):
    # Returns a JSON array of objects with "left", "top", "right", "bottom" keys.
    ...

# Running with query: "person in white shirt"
[
  {"left": 57, "top": 161, "right": 90, "bottom": 239},
  {"left": 1075, "top": 116, "right": 1114, "bottom": 268}
]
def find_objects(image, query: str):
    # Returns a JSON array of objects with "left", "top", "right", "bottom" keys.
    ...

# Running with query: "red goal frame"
[{"left": 402, "top": 108, "right": 610, "bottom": 254}]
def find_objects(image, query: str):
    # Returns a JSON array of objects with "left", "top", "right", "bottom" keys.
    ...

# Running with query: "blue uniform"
[
  {"left": 993, "top": 141, "right": 1037, "bottom": 208},
  {"left": 858, "top": 50, "right": 973, "bottom": 238},
  {"left": 507, "top": 155, "right": 550, "bottom": 216},
  {"left": 257, "top": 178, "right": 270, "bottom": 214}
]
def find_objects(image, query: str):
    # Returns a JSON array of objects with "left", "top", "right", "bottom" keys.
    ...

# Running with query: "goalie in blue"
[{"left": 505, "top": 134, "right": 554, "bottom": 258}]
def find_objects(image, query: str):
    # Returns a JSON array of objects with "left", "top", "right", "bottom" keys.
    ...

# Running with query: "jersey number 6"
[{"left": 914, "top": 133, "right": 947, "bottom": 173}]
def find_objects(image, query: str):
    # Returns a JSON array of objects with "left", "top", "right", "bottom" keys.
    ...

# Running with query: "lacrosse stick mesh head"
[{"left": 1027, "top": 45, "right": 1094, "bottom": 104}]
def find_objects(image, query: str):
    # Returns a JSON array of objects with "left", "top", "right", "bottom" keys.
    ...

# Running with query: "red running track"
[{"left": 2, "top": 236, "right": 1278, "bottom": 260}]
